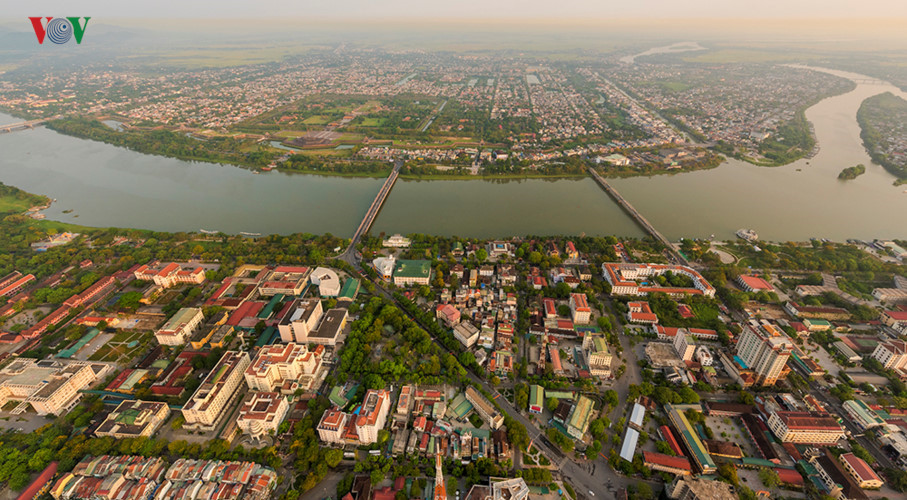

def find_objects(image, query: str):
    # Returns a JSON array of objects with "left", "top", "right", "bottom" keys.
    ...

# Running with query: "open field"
[{"left": 302, "top": 115, "right": 331, "bottom": 125}]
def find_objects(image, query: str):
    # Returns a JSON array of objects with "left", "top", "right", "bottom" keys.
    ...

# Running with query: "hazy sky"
[{"left": 5, "top": 0, "right": 907, "bottom": 20}]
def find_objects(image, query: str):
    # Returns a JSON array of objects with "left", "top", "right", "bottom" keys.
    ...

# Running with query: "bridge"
[
  {"left": 587, "top": 167, "right": 688, "bottom": 265},
  {"left": 340, "top": 159, "right": 402, "bottom": 265},
  {"left": 0, "top": 116, "right": 60, "bottom": 134}
]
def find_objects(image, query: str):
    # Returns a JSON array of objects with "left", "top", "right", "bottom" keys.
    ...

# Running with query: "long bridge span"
[
  {"left": 340, "top": 159, "right": 402, "bottom": 264},
  {"left": 0, "top": 116, "right": 60, "bottom": 134},
  {"left": 588, "top": 167, "right": 688, "bottom": 265}
]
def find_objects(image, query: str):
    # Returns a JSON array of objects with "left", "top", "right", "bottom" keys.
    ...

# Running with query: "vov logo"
[{"left": 29, "top": 17, "right": 91, "bottom": 45}]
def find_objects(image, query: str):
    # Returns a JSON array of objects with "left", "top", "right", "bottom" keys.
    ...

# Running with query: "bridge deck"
[{"left": 587, "top": 167, "right": 687, "bottom": 264}]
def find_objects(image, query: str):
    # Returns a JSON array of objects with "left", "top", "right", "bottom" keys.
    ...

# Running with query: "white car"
[{"left": 589, "top": 491, "right": 595, "bottom": 497}]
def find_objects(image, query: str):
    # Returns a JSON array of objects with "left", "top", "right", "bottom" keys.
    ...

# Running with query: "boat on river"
[{"left": 736, "top": 228, "right": 758, "bottom": 242}]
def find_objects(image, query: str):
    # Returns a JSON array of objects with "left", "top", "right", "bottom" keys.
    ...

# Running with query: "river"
[
  {"left": 0, "top": 112, "right": 641, "bottom": 238},
  {"left": 1, "top": 63, "right": 905, "bottom": 241},
  {"left": 608, "top": 66, "right": 907, "bottom": 242}
]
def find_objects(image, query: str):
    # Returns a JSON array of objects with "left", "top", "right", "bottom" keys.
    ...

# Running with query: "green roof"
[
  {"left": 394, "top": 260, "right": 431, "bottom": 279},
  {"left": 339, "top": 278, "right": 360, "bottom": 300},
  {"left": 258, "top": 294, "right": 284, "bottom": 319},
  {"left": 255, "top": 326, "right": 278, "bottom": 348},
  {"left": 667, "top": 404, "right": 716, "bottom": 472},
  {"left": 57, "top": 328, "right": 100, "bottom": 358},
  {"left": 530, "top": 385, "right": 544, "bottom": 408},
  {"left": 329, "top": 386, "right": 348, "bottom": 407},
  {"left": 591, "top": 337, "right": 608, "bottom": 353},
  {"left": 161, "top": 307, "right": 202, "bottom": 331},
  {"left": 568, "top": 396, "right": 594, "bottom": 434}
]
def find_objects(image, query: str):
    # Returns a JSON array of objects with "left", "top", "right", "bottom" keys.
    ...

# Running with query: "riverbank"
[
  {"left": 398, "top": 172, "right": 590, "bottom": 181},
  {"left": 856, "top": 92, "right": 907, "bottom": 182}
]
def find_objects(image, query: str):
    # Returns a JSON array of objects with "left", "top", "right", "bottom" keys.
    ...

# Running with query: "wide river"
[
  {"left": 0, "top": 65, "right": 905, "bottom": 241},
  {"left": 608, "top": 66, "right": 907, "bottom": 241},
  {"left": 0, "top": 112, "right": 640, "bottom": 238}
]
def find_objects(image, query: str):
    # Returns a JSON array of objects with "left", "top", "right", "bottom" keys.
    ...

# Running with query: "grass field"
[
  {"left": 302, "top": 115, "right": 330, "bottom": 125},
  {"left": 89, "top": 330, "right": 151, "bottom": 363},
  {"left": 274, "top": 130, "right": 305, "bottom": 138},
  {"left": 657, "top": 81, "right": 692, "bottom": 93},
  {"left": 360, "top": 118, "right": 386, "bottom": 127}
]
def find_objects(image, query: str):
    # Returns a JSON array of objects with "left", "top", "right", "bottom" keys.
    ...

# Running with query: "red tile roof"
[
  {"left": 738, "top": 275, "right": 773, "bottom": 290},
  {"left": 642, "top": 451, "right": 691, "bottom": 471},
  {"left": 840, "top": 453, "right": 882, "bottom": 483}
]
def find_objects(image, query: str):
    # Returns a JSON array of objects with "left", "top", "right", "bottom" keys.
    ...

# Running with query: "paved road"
[
  {"left": 359, "top": 276, "right": 659, "bottom": 497},
  {"left": 339, "top": 159, "right": 402, "bottom": 267}
]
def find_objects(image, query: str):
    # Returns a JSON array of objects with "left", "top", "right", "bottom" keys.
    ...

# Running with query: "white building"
[
  {"left": 317, "top": 408, "right": 348, "bottom": 444},
  {"left": 373, "top": 256, "right": 396, "bottom": 280},
  {"left": 245, "top": 343, "right": 323, "bottom": 394},
  {"left": 154, "top": 307, "right": 205, "bottom": 346},
  {"left": 383, "top": 234, "right": 412, "bottom": 248},
  {"left": 236, "top": 392, "right": 289, "bottom": 442},
  {"left": 277, "top": 298, "right": 324, "bottom": 343},
  {"left": 695, "top": 346, "right": 713, "bottom": 366},
  {"left": 673, "top": 330, "right": 696, "bottom": 362},
  {"left": 872, "top": 340, "right": 907, "bottom": 372},
  {"left": 182, "top": 351, "right": 251, "bottom": 431},
  {"left": 355, "top": 389, "right": 391, "bottom": 444},
  {"left": 583, "top": 335, "right": 613, "bottom": 377},
  {"left": 310, "top": 267, "right": 341, "bottom": 297},
  {"left": 0, "top": 358, "right": 112, "bottom": 416},
  {"left": 569, "top": 293, "right": 591, "bottom": 324},
  {"left": 453, "top": 322, "right": 480, "bottom": 349}
]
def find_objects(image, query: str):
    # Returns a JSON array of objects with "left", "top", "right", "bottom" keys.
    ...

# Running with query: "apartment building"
[
  {"left": 569, "top": 293, "right": 591, "bottom": 324},
  {"left": 356, "top": 389, "right": 391, "bottom": 444},
  {"left": 317, "top": 408, "right": 349, "bottom": 444},
  {"left": 767, "top": 411, "right": 845, "bottom": 444},
  {"left": 154, "top": 307, "right": 204, "bottom": 346},
  {"left": 245, "top": 343, "right": 323, "bottom": 394},
  {"left": 673, "top": 330, "right": 696, "bottom": 362},
  {"left": 236, "top": 392, "right": 289, "bottom": 441},
  {"left": 277, "top": 298, "right": 323, "bottom": 343},
  {"left": 95, "top": 400, "right": 170, "bottom": 438},
  {"left": 871, "top": 340, "right": 907, "bottom": 372},
  {"left": 182, "top": 351, "right": 251, "bottom": 431},
  {"left": 0, "top": 359, "right": 111, "bottom": 416},
  {"left": 134, "top": 262, "right": 206, "bottom": 288},
  {"left": 736, "top": 326, "right": 792, "bottom": 386}
]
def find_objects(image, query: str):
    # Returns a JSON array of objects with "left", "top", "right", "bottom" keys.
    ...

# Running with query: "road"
[
  {"left": 357, "top": 275, "right": 656, "bottom": 497},
  {"left": 329, "top": 171, "right": 656, "bottom": 496},
  {"left": 338, "top": 159, "right": 402, "bottom": 269}
]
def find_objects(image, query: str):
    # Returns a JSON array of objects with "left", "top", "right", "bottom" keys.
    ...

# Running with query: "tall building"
[
  {"left": 356, "top": 389, "right": 390, "bottom": 444},
  {"left": 736, "top": 326, "right": 792, "bottom": 386},
  {"left": 569, "top": 293, "right": 591, "bottom": 324},
  {"left": 871, "top": 340, "right": 907, "bottom": 372},
  {"left": 182, "top": 351, "right": 251, "bottom": 431},
  {"left": 673, "top": 330, "right": 696, "bottom": 362},
  {"left": 433, "top": 450, "right": 446, "bottom": 500},
  {"left": 277, "top": 298, "right": 324, "bottom": 343},
  {"left": 236, "top": 392, "right": 289, "bottom": 442},
  {"left": 767, "top": 411, "right": 845, "bottom": 444},
  {"left": 245, "top": 343, "right": 323, "bottom": 394}
]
